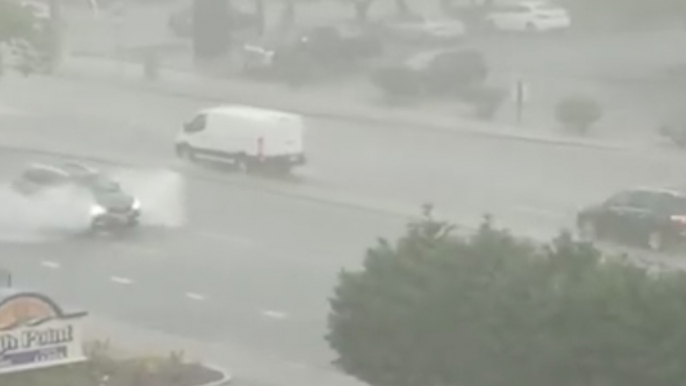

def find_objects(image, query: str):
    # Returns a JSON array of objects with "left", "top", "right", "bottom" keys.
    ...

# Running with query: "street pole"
[{"left": 111, "top": 1, "right": 125, "bottom": 77}]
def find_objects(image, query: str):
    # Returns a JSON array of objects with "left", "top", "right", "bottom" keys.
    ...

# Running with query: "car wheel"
[
  {"left": 647, "top": 231, "right": 666, "bottom": 252},
  {"left": 578, "top": 220, "right": 598, "bottom": 242},
  {"left": 176, "top": 144, "right": 196, "bottom": 161}
]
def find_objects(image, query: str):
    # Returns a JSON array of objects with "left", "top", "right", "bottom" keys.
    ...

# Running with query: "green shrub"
[
  {"left": 421, "top": 49, "right": 489, "bottom": 95},
  {"left": 371, "top": 65, "right": 423, "bottom": 100},
  {"left": 555, "top": 94, "right": 603, "bottom": 134}
]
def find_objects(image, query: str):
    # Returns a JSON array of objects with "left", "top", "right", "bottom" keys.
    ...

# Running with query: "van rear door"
[{"left": 261, "top": 116, "right": 304, "bottom": 157}]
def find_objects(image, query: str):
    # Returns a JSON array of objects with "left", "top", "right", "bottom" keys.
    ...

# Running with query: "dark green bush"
[{"left": 555, "top": 94, "right": 603, "bottom": 134}]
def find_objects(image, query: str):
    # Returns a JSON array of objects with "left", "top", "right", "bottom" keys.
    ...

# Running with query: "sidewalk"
[
  {"left": 57, "top": 54, "right": 651, "bottom": 152},
  {"left": 84, "top": 314, "right": 365, "bottom": 386}
]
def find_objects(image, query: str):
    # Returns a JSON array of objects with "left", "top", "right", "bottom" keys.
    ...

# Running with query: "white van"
[{"left": 175, "top": 105, "right": 307, "bottom": 172}]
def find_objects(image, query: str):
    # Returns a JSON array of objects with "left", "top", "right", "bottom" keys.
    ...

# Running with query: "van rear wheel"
[
  {"left": 237, "top": 156, "right": 259, "bottom": 174},
  {"left": 176, "top": 144, "right": 196, "bottom": 161}
]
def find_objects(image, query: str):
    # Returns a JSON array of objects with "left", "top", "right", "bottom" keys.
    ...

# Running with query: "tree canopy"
[
  {"left": 328, "top": 209, "right": 686, "bottom": 386},
  {"left": 0, "top": 0, "right": 36, "bottom": 43}
]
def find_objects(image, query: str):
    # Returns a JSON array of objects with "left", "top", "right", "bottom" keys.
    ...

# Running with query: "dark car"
[
  {"left": 576, "top": 187, "right": 686, "bottom": 252},
  {"left": 240, "top": 24, "right": 383, "bottom": 80},
  {"left": 12, "top": 162, "right": 142, "bottom": 232},
  {"left": 371, "top": 48, "right": 488, "bottom": 98}
]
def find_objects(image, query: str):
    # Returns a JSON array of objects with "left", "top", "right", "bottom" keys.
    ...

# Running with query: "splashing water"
[
  {"left": 0, "top": 168, "right": 186, "bottom": 243},
  {"left": 109, "top": 169, "right": 187, "bottom": 228}
]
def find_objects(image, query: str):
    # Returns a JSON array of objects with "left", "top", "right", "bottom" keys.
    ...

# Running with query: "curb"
[
  {"left": 0, "top": 143, "right": 137, "bottom": 168},
  {"left": 198, "top": 364, "right": 233, "bottom": 386},
  {"left": 62, "top": 54, "right": 644, "bottom": 153}
]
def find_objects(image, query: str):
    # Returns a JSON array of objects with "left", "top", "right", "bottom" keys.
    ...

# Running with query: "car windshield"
[
  {"left": 660, "top": 194, "right": 686, "bottom": 213},
  {"left": 22, "top": 167, "right": 65, "bottom": 184},
  {"left": 91, "top": 176, "right": 121, "bottom": 192}
]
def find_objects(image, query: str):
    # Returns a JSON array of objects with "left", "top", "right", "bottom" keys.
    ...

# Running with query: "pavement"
[{"left": 3, "top": 43, "right": 686, "bottom": 386}]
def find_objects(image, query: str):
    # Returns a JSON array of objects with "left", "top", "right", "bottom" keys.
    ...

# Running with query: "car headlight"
[
  {"left": 90, "top": 205, "right": 106, "bottom": 217},
  {"left": 132, "top": 199, "right": 141, "bottom": 211}
]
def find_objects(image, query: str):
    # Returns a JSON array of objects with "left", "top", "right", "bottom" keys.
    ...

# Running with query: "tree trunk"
[
  {"left": 439, "top": 0, "right": 451, "bottom": 14},
  {"left": 353, "top": 0, "right": 374, "bottom": 23},
  {"left": 394, "top": 0, "right": 411, "bottom": 17},
  {"left": 278, "top": 0, "right": 296, "bottom": 31},
  {"left": 254, "top": 0, "right": 266, "bottom": 35}
]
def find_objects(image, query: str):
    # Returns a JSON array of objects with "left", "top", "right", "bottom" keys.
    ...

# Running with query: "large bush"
[
  {"left": 555, "top": 94, "right": 603, "bottom": 134},
  {"left": 328, "top": 209, "right": 686, "bottom": 386},
  {"left": 371, "top": 65, "right": 423, "bottom": 100}
]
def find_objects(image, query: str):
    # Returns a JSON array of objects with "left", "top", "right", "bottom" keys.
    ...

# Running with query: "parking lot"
[{"left": 60, "top": 0, "right": 686, "bottom": 142}]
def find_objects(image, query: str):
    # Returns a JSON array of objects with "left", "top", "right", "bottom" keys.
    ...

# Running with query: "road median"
[{"left": 59, "top": 54, "right": 645, "bottom": 153}]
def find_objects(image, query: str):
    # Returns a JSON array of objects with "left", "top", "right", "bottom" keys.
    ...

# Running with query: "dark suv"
[{"left": 576, "top": 187, "right": 686, "bottom": 251}]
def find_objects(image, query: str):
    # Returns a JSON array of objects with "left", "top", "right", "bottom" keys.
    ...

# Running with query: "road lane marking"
[
  {"left": 196, "top": 231, "right": 257, "bottom": 249},
  {"left": 286, "top": 362, "right": 311, "bottom": 370},
  {"left": 260, "top": 309, "right": 289, "bottom": 320},
  {"left": 0, "top": 103, "right": 26, "bottom": 116},
  {"left": 110, "top": 276, "right": 134, "bottom": 285},
  {"left": 185, "top": 292, "right": 206, "bottom": 301},
  {"left": 111, "top": 244, "right": 165, "bottom": 258},
  {"left": 512, "top": 206, "right": 567, "bottom": 219},
  {"left": 40, "top": 260, "right": 60, "bottom": 269}
]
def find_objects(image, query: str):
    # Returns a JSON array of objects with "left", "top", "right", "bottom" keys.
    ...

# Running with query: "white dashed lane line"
[
  {"left": 195, "top": 230, "right": 258, "bottom": 249},
  {"left": 31, "top": 262, "right": 310, "bottom": 323},
  {"left": 261, "top": 309, "right": 289, "bottom": 320},
  {"left": 185, "top": 292, "right": 207, "bottom": 301},
  {"left": 109, "top": 276, "right": 134, "bottom": 285},
  {"left": 40, "top": 260, "right": 61, "bottom": 269},
  {"left": 512, "top": 206, "right": 568, "bottom": 220}
]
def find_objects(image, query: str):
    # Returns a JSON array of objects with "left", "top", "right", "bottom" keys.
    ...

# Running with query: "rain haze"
[{"left": 2, "top": 0, "right": 686, "bottom": 384}]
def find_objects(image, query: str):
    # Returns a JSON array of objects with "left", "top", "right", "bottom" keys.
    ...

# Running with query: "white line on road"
[
  {"left": 185, "top": 292, "right": 206, "bottom": 301},
  {"left": 512, "top": 206, "right": 567, "bottom": 219},
  {"left": 286, "top": 362, "right": 311, "bottom": 370},
  {"left": 110, "top": 276, "right": 134, "bottom": 285},
  {"left": 111, "top": 244, "right": 165, "bottom": 258},
  {"left": 260, "top": 309, "right": 289, "bottom": 320},
  {"left": 196, "top": 231, "right": 257, "bottom": 249},
  {"left": 40, "top": 261, "right": 60, "bottom": 269}
]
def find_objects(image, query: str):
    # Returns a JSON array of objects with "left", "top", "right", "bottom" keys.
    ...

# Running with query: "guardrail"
[{"left": 196, "top": 364, "right": 233, "bottom": 386}]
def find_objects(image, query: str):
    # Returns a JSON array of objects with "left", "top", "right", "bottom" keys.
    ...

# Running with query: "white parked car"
[
  {"left": 486, "top": 1, "right": 571, "bottom": 32},
  {"left": 383, "top": 16, "right": 467, "bottom": 44},
  {"left": 175, "top": 105, "right": 307, "bottom": 173}
]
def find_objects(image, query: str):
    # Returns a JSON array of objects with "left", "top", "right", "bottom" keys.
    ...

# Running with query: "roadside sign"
[
  {"left": 0, "top": 270, "right": 11, "bottom": 288},
  {"left": 512, "top": 78, "right": 528, "bottom": 124},
  {"left": 511, "top": 78, "right": 529, "bottom": 103},
  {"left": 0, "top": 291, "right": 88, "bottom": 375}
]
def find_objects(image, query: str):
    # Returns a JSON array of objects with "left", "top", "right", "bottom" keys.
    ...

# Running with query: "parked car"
[
  {"left": 240, "top": 24, "right": 382, "bottom": 80},
  {"left": 577, "top": 187, "right": 686, "bottom": 252},
  {"left": 371, "top": 48, "right": 488, "bottom": 98},
  {"left": 485, "top": 1, "right": 571, "bottom": 32},
  {"left": 381, "top": 15, "right": 467, "bottom": 45},
  {"left": 175, "top": 105, "right": 307, "bottom": 174}
]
